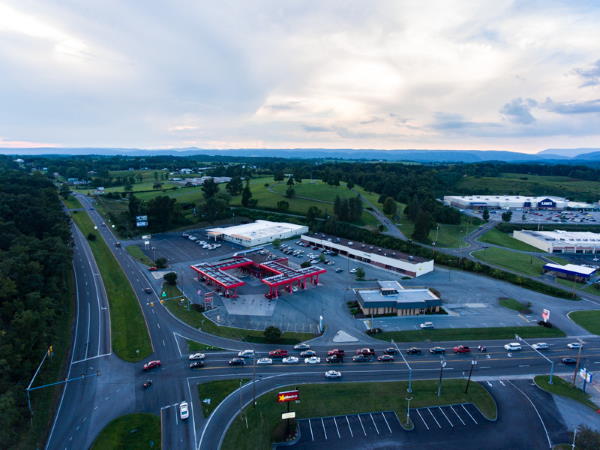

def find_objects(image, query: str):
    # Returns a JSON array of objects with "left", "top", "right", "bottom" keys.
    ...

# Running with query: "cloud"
[
  {"left": 541, "top": 98, "right": 600, "bottom": 114},
  {"left": 574, "top": 59, "right": 600, "bottom": 87},
  {"left": 500, "top": 98, "right": 537, "bottom": 124},
  {"left": 302, "top": 125, "right": 331, "bottom": 133}
]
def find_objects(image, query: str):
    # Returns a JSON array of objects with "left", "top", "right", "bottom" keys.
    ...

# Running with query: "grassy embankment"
[
  {"left": 222, "top": 380, "right": 496, "bottom": 450},
  {"left": 569, "top": 310, "right": 600, "bottom": 335},
  {"left": 63, "top": 195, "right": 83, "bottom": 209},
  {"left": 473, "top": 247, "right": 567, "bottom": 277},
  {"left": 70, "top": 210, "right": 152, "bottom": 361},
  {"left": 372, "top": 325, "right": 565, "bottom": 342},
  {"left": 90, "top": 413, "right": 160, "bottom": 450},
  {"left": 125, "top": 244, "right": 154, "bottom": 266},
  {"left": 197, "top": 379, "right": 250, "bottom": 416},
  {"left": 534, "top": 375, "right": 598, "bottom": 410},
  {"left": 162, "top": 284, "right": 316, "bottom": 344},
  {"left": 479, "top": 228, "right": 542, "bottom": 252}
]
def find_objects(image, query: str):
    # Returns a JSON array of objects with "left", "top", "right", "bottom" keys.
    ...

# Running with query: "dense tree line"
[
  {"left": 0, "top": 165, "right": 73, "bottom": 448},
  {"left": 333, "top": 195, "right": 363, "bottom": 222}
]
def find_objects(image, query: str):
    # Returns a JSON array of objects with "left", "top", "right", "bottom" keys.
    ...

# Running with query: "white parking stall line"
[
  {"left": 450, "top": 406, "right": 466, "bottom": 425},
  {"left": 427, "top": 408, "right": 441, "bottom": 429},
  {"left": 308, "top": 419, "right": 314, "bottom": 441},
  {"left": 416, "top": 409, "right": 429, "bottom": 430},
  {"left": 346, "top": 416, "right": 353, "bottom": 437},
  {"left": 357, "top": 414, "right": 367, "bottom": 436},
  {"left": 499, "top": 380, "right": 506, "bottom": 386},
  {"left": 381, "top": 413, "right": 392, "bottom": 433},
  {"left": 461, "top": 404, "right": 478, "bottom": 424},
  {"left": 370, "top": 413, "right": 380, "bottom": 435},
  {"left": 333, "top": 417, "right": 341, "bottom": 438},
  {"left": 486, "top": 381, "right": 493, "bottom": 387},
  {"left": 438, "top": 407, "right": 453, "bottom": 427},
  {"left": 321, "top": 418, "right": 328, "bottom": 440}
]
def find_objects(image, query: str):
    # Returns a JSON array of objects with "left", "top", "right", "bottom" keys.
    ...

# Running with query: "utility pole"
[
  {"left": 437, "top": 358, "right": 447, "bottom": 397},
  {"left": 465, "top": 359, "right": 477, "bottom": 393},
  {"left": 572, "top": 343, "right": 584, "bottom": 386},
  {"left": 393, "top": 339, "right": 412, "bottom": 393}
]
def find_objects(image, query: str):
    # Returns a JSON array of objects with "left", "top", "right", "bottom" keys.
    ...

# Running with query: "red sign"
[
  {"left": 277, "top": 390, "right": 299, "bottom": 403},
  {"left": 542, "top": 309, "right": 550, "bottom": 322}
]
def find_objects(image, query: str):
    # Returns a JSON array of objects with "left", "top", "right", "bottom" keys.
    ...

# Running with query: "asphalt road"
[{"left": 46, "top": 194, "right": 600, "bottom": 450}]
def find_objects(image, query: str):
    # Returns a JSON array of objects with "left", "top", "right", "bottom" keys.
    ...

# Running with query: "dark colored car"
[
  {"left": 385, "top": 347, "right": 399, "bottom": 355},
  {"left": 561, "top": 357, "right": 577, "bottom": 365},
  {"left": 453, "top": 345, "right": 471, "bottom": 354},
  {"left": 143, "top": 360, "right": 161, "bottom": 371},
  {"left": 144, "top": 287, "right": 152, "bottom": 294},
  {"left": 377, "top": 355, "right": 394, "bottom": 362},
  {"left": 328, "top": 349, "right": 345, "bottom": 357},
  {"left": 352, "top": 354, "right": 371, "bottom": 362},
  {"left": 269, "top": 349, "right": 289, "bottom": 358},
  {"left": 228, "top": 358, "right": 245, "bottom": 366},
  {"left": 406, "top": 347, "right": 421, "bottom": 355},
  {"left": 356, "top": 348, "right": 376, "bottom": 356},
  {"left": 326, "top": 355, "right": 343, "bottom": 363},
  {"left": 143, "top": 380, "right": 152, "bottom": 389},
  {"left": 366, "top": 328, "right": 382, "bottom": 335},
  {"left": 189, "top": 361, "right": 205, "bottom": 369},
  {"left": 300, "top": 350, "right": 316, "bottom": 357},
  {"left": 429, "top": 347, "right": 446, "bottom": 354}
]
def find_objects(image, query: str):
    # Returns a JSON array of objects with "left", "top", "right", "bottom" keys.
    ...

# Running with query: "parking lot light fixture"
[
  {"left": 405, "top": 396, "right": 413, "bottom": 425},
  {"left": 465, "top": 359, "right": 477, "bottom": 393},
  {"left": 393, "top": 339, "right": 412, "bottom": 393}
]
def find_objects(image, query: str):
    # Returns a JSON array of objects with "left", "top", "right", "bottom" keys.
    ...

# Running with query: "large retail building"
[
  {"left": 513, "top": 229, "right": 600, "bottom": 253},
  {"left": 443, "top": 195, "right": 592, "bottom": 210},
  {"left": 207, "top": 220, "right": 308, "bottom": 247}
]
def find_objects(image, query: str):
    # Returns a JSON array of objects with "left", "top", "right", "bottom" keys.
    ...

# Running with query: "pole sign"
[
  {"left": 579, "top": 368, "right": 592, "bottom": 383},
  {"left": 136, "top": 216, "right": 148, "bottom": 227},
  {"left": 282, "top": 412, "right": 296, "bottom": 420},
  {"left": 542, "top": 309, "right": 550, "bottom": 323},
  {"left": 277, "top": 390, "right": 299, "bottom": 403},
  {"left": 204, "top": 292, "right": 213, "bottom": 308}
]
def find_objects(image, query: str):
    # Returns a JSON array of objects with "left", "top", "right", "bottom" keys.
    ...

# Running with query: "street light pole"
[
  {"left": 393, "top": 339, "right": 412, "bottom": 393},
  {"left": 437, "top": 358, "right": 447, "bottom": 398},
  {"left": 572, "top": 343, "right": 584, "bottom": 386},
  {"left": 405, "top": 396, "right": 413, "bottom": 425}
]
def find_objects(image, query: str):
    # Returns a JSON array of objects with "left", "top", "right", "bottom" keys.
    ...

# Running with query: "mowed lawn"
[
  {"left": 479, "top": 228, "right": 542, "bottom": 252},
  {"left": 473, "top": 247, "right": 546, "bottom": 276},
  {"left": 373, "top": 325, "right": 564, "bottom": 342},
  {"left": 197, "top": 379, "right": 250, "bottom": 416},
  {"left": 222, "top": 380, "right": 496, "bottom": 450},
  {"left": 91, "top": 413, "right": 160, "bottom": 450},
  {"left": 63, "top": 196, "right": 83, "bottom": 209},
  {"left": 398, "top": 216, "right": 478, "bottom": 248},
  {"left": 70, "top": 210, "right": 152, "bottom": 361},
  {"left": 569, "top": 310, "right": 600, "bottom": 335}
]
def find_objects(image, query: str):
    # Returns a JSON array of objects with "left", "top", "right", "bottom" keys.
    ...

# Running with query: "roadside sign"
[
  {"left": 161, "top": 292, "right": 167, "bottom": 298},
  {"left": 277, "top": 390, "right": 300, "bottom": 403},
  {"left": 142, "top": 234, "right": 152, "bottom": 240},
  {"left": 282, "top": 412, "right": 296, "bottom": 420},
  {"left": 542, "top": 309, "right": 550, "bottom": 322},
  {"left": 579, "top": 368, "right": 593, "bottom": 383}
]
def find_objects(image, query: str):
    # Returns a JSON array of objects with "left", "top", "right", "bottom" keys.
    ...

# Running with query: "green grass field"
[
  {"left": 63, "top": 196, "right": 83, "bottom": 209},
  {"left": 91, "top": 413, "right": 161, "bottom": 450},
  {"left": 187, "top": 340, "right": 225, "bottom": 352},
  {"left": 498, "top": 297, "right": 532, "bottom": 313},
  {"left": 373, "top": 325, "right": 564, "bottom": 342},
  {"left": 473, "top": 247, "right": 546, "bottom": 276},
  {"left": 126, "top": 245, "right": 154, "bottom": 266},
  {"left": 569, "top": 310, "right": 600, "bottom": 335},
  {"left": 70, "top": 210, "right": 152, "bottom": 361},
  {"left": 479, "top": 228, "right": 542, "bottom": 252},
  {"left": 197, "top": 379, "right": 250, "bottom": 417},
  {"left": 222, "top": 380, "right": 496, "bottom": 450},
  {"left": 398, "top": 216, "right": 478, "bottom": 248},
  {"left": 534, "top": 375, "right": 598, "bottom": 410}
]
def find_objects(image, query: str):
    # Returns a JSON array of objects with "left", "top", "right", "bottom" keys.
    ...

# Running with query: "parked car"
[
  {"left": 189, "top": 361, "right": 205, "bottom": 369},
  {"left": 269, "top": 349, "right": 288, "bottom": 358},
  {"left": 293, "top": 343, "right": 311, "bottom": 350},
  {"left": 532, "top": 343, "right": 549, "bottom": 350},
  {"left": 385, "top": 347, "right": 399, "bottom": 355},
  {"left": 355, "top": 348, "right": 375, "bottom": 356},
  {"left": 419, "top": 322, "right": 434, "bottom": 329},
  {"left": 148, "top": 266, "right": 158, "bottom": 272},
  {"left": 228, "top": 358, "right": 245, "bottom": 366},
  {"left": 325, "top": 370, "right": 342, "bottom": 379},
  {"left": 561, "top": 357, "right": 577, "bottom": 365},
  {"left": 144, "top": 287, "right": 153, "bottom": 294},
  {"left": 179, "top": 401, "right": 189, "bottom": 420},
  {"left": 256, "top": 357, "right": 273, "bottom": 365},
  {"left": 352, "top": 354, "right": 370, "bottom": 362},
  {"left": 453, "top": 346, "right": 471, "bottom": 353},
  {"left": 349, "top": 268, "right": 358, "bottom": 273},
  {"left": 504, "top": 343, "right": 522, "bottom": 351},
  {"left": 282, "top": 356, "right": 300, "bottom": 364},
  {"left": 300, "top": 350, "right": 316, "bottom": 357},
  {"left": 567, "top": 342, "right": 583, "bottom": 349},
  {"left": 326, "top": 355, "right": 343, "bottom": 363},
  {"left": 406, "top": 347, "right": 421, "bottom": 355},
  {"left": 429, "top": 347, "right": 446, "bottom": 354},
  {"left": 377, "top": 355, "right": 394, "bottom": 362},
  {"left": 304, "top": 356, "right": 321, "bottom": 364},
  {"left": 188, "top": 353, "right": 206, "bottom": 360},
  {"left": 328, "top": 349, "right": 345, "bottom": 357},
  {"left": 237, "top": 349, "right": 255, "bottom": 358},
  {"left": 143, "top": 360, "right": 161, "bottom": 371}
]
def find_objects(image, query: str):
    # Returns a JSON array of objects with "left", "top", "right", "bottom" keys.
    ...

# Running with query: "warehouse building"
[
  {"left": 301, "top": 233, "right": 433, "bottom": 277},
  {"left": 207, "top": 220, "right": 308, "bottom": 247},
  {"left": 513, "top": 229, "right": 600, "bottom": 253},
  {"left": 355, "top": 281, "right": 441, "bottom": 316},
  {"left": 543, "top": 263, "right": 597, "bottom": 283},
  {"left": 442, "top": 195, "right": 592, "bottom": 210}
]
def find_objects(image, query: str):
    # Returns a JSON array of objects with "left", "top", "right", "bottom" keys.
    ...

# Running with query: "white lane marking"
[
  {"left": 427, "top": 408, "right": 441, "bottom": 428},
  {"left": 450, "top": 405, "right": 465, "bottom": 425},
  {"left": 519, "top": 364, "right": 530, "bottom": 368},
  {"left": 157, "top": 323, "right": 161, "bottom": 329},
  {"left": 370, "top": 413, "right": 379, "bottom": 434},
  {"left": 499, "top": 380, "right": 506, "bottom": 386},
  {"left": 162, "top": 339, "right": 166, "bottom": 347},
  {"left": 486, "top": 381, "right": 493, "bottom": 387},
  {"left": 416, "top": 409, "right": 429, "bottom": 430},
  {"left": 333, "top": 417, "right": 340, "bottom": 438},
  {"left": 381, "top": 412, "right": 392, "bottom": 433},
  {"left": 309, "top": 419, "right": 314, "bottom": 441},
  {"left": 71, "top": 353, "right": 111, "bottom": 364},
  {"left": 186, "top": 378, "right": 198, "bottom": 448},
  {"left": 321, "top": 417, "right": 327, "bottom": 440},
  {"left": 346, "top": 416, "right": 353, "bottom": 437},
  {"left": 461, "top": 404, "right": 478, "bottom": 424},
  {"left": 507, "top": 381, "right": 552, "bottom": 449},
  {"left": 438, "top": 407, "right": 453, "bottom": 427},
  {"left": 357, "top": 414, "right": 367, "bottom": 436},
  {"left": 85, "top": 304, "right": 91, "bottom": 359}
]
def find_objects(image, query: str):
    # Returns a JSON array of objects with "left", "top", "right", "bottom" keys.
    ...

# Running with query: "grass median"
[
  {"left": 125, "top": 244, "right": 154, "bottom": 266},
  {"left": 162, "top": 284, "right": 316, "bottom": 344},
  {"left": 91, "top": 413, "right": 160, "bottom": 450},
  {"left": 534, "top": 375, "right": 598, "bottom": 410},
  {"left": 70, "top": 210, "right": 152, "bottom": 361},
  {"left": 198, "top": 379, "right": 250, "bottom": 417},
  {"left": 569, "top": 310, "right": 600, "bottom": 335},
  {"left": 222, "top": 379, "right": 496, "bottom": 450},
  {"left": 372, "top": 325, "right": 565, "bottom": 343},
  {"left": 63, "top": 195, "right": 83, "bottom": 209}
]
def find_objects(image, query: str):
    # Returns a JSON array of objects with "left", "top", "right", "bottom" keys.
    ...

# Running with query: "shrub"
[
  {"left": 87, "top": 233, "right": 96, "bottom": 241},
  {"left": 264, "top": 326, "right": 282, "bottom": 343},
  {"left": 163, "top": 271, "right": 178, "bottom": 285}
]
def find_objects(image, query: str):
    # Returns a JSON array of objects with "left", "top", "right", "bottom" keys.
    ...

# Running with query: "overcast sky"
[{"left": 1, "top": 0, "right": 600, "bottom": 153}]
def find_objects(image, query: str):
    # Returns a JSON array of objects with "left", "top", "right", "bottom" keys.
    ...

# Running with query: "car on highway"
[
  {"left": 238, "top": 350, "right": 255, "bottom": 358},
  {"left": 293, "top": 343, "right": 311, "bottom": 350},
  {"left": 326, "top": 355, "right": 343, "bottom": 363},
  {"left": 377, "top": 355, "right": 394, "bottom": 362},
  {"left": 561, "top": 357, "right": 577, "bottom": 365},
  {"left": 143, "top": 360, "right": 161, "bottom": 371},
  {"left": 325, "top": 370, "right": 342, "bottom": 379},
  {"left": 305, "top": 356, "right": 321, "bottom": 364},
  {"left": 419, "top": 322, "right": 434, "bottom": 329},
  {"left": 189, "top": 361, "right": 204, "bottom": 369},
  {"left": 355, "top": 348, "right": 375, "bottom": 356},
  {"left": 567, "top": 342, "right": 583, "bottom": 349},
  {"left": 504, "top": 343, "right": 522, "bottom": 351},
  {"left": 352, "top": 354, "right": 370, "bottom": 362},
  {"left": 269, "top": 349, "right": 289, "bottom": 358},
  {"left": 429, "top": 347, "right": 446, "bottom": 354},
  {"left": 179, "top": 401, "right": 189, "bottom": 420},
  {"left": 188, "top": 353, "right": 206, "bottom": 360},
  {"left": 300, "top": 350, "right": 316, "bottom": 357},
  {"left": 453, "top": 345, "right": 471, "bottom": 353},
  {"left": 256, "top": 357, "right": 273, "bottom": 365},
  {"left": 335, "top": 268, "right": 344, "bottom": 273},
  {"left": 532, "top": 343, "right": 549, "bottom": 350},
  {"left": 147, "top": 266, "right": 158, "bottom": 271},
  {"left": 228, "top": 358, "right": 245, "bottom": 366},
  {"left": 327, "top": 349, "right": 345, "bottom": 357},
  {"left": 385, "top": 347, "right": 399, "bottom": 355},
  {"left": 406, "top": 347, "right": 421, "bottom": 355},
  {"left": 144, "top": 287, "right": 153, "bottom": 294},
  {"left": 282, "top": 356, "right": 300, "bottom": 364}
]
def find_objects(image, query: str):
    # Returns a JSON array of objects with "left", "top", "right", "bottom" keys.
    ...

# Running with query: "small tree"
[
  {"left": 155, "top": 257, "right": 168, "bottom": 269},
  {"left": 272, "top": 239, "right": 282, "bottom": 248},
  {"left": 319, "top": 253, "right": 326, "bottom": 262},
  {"left": 87, "top": 233, "right": 96, "bottom": 241},
  {"left": 355, "top": 267, "right": 365, "bottom": 280},
  {"left": 264, "top": 326, "right": 282, "bottom": 343},
  {"left": 285, "top": 186, "right": 295, "bottom": 198},
  {"left": 575, "top": 425, "right": 600, "bottom": 449},
  {"left": 482, "top": 208, "right": 490, "bottom": 222},
  {"left": 383, "top": 197, "right": 397, "bottom": 215},
  {"left": 163, "top": 271, "right": 178, "bottom": 285},
  {"left": 346, "top": 180, "right": 355, "bottom": 190},
  {"left": 501, "top": 211, "right": 513, "bottom": 222},
  {"left": 301, "top": 261, "right": 311, "bottom": 268},
  {"left": 276, "top": 200, "right": 289, "bottom": 211}
]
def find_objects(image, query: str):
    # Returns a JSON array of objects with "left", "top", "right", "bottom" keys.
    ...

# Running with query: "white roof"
[
  {"left": 544, "top": 263, "right": 597, "bottom": 276},
  {"left": 208, "top": 220, "right": 306, "bottom": 241},
  {"left": 522, "top": 230, "right": 600, "bottom": 243},
  {"left": 445, "top": 195, "right": 567, "bottom": 203}
]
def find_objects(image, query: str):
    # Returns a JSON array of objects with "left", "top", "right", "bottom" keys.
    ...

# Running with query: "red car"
[
  {"left": 269, "top": 349, "right": 288, "bottom": 358},
  {"left": 453, "top": 345, "right": 471, "bottom": 354},
  {"left": 356, "top": 348, "right": 376, "bottom": 356},
  {"left": 148, "top": 266, "right": 158, "bottom": 272},
  {"left": 327, "top": 349, "right": 345, "bottom": 357},
  {"left": 143, "top": 360, "right": 161, "bottom": 371}
]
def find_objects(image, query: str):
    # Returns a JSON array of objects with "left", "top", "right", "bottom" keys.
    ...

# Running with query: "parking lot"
[
  {"left": 411, "top": 403, "right": 484, "bottom": 432},
  {"left": 466, "top": 208, "right": 600, "bottom": 225}
]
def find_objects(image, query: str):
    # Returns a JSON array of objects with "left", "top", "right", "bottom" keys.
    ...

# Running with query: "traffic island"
[
  {"left": 90, "top": 413, "right": 160, "bottom": 449},
  {"left": 534, "top": 375, "right": 599, "bottom": 410}
]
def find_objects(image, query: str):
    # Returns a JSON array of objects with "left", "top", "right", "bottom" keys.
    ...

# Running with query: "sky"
[{"left": 1, "top": 1, "right": 600, "bottom": 153}]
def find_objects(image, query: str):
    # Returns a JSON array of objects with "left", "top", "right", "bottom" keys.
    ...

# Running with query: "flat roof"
[
  {"left": 302, "top": 232, "right": 430, "bottom": 264},
  {"left": 445, "top": 195, "right": 568, "bottom": 202},
  {"left": 518, "top": 230, "right": 600, "bottom": 243},
  {"left": 543, "top": 263, "right": 597, "bottom": 276},
  {"left": 208, "top": 220, "right": 307, "bottom": 241}
]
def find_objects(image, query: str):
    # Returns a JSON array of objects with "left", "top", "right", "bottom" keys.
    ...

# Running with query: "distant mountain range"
[{"left": 3, "top": 146, "right": 600, "bottom": 163}]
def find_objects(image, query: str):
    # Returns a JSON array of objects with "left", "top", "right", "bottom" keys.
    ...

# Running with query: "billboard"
[
  {"left": 136, "top": 216, "right": 148, "bottom": 227},
  {"left": 277, "top": 390, "right": 299, "bottom": 403}
]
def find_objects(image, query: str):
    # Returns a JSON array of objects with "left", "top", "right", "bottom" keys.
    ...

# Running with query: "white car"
[
  {"left": 567, "top": 342, "right": 583, "bottom": 349},
  {"left": 419, "top": 322, "right": 434, "bottom": 329},
  {"left": 282, "top": 356, "right": 300, "bottom": 364},
  {"left": 304, "top": 356, "right": 321, "bottom": 364},
  {"left": 188, "top": 353, "right": 206, "bottom": 360},
  {"left": 189, "top": 236, "right": 197, "bottom": 241},
  {"left": 238, "top": 349, "right": 255, "bottom": 358},
  {"left": 256, "top": 357, "right": 273, "bottom": 365},
  {"left": 349, "top": 268, "right": 358, "bottom": 273},
  {"left": 293, "top": 343, "right": 311, "bottom": 350},
  {"left": 532, "top": 343, "right": 549, "bottom": 350},
  {"left": 504, "top": 343, "right": 522, "bottom": 351},
  {"left": 325, "top": 370, "right": 342, "bottom": 379},
  {"left": 179, "top": 401, "right": 189, "bottom": 420}
]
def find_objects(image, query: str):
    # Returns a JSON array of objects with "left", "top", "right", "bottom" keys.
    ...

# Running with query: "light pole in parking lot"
[
  {"left": 516, "top": 334, "right": 554, "bottom": 384},
  {"left": 437, "top": 357, "right": 447, "bottom": 398},
  {"left": 405, "top": 396, "right": 413, "bottom": 425},
  {"left": 393, "top": 339, "right": 412, "bottom": 393}
]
